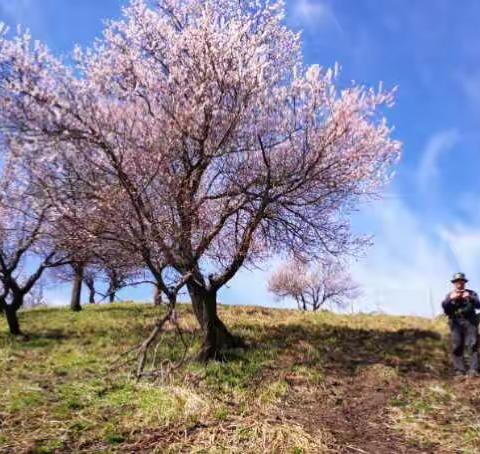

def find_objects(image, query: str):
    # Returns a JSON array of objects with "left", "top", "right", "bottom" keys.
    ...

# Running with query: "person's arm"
[
  {"left": 442, "top": 293, "right": 456, "bottom": 316},
  {"left": 468, "top": 290, "right": 480, "bottom": 309}
]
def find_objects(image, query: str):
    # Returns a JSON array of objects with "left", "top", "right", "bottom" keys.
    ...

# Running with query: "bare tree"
[{"left": 268, "top": 259, "right": 361, "bottom": 311}]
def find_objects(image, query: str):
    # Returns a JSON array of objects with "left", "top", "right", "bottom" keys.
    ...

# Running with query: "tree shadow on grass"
[
  {"left": 235, "top": 322, "right": 450, "bottom": 379},
  {"left": 0, "top": 328, "right": 72, "bottom": 348},
  {"left": 85, "top": 305, "right": 151, "bottom": 314},
  {"left": 17, "top": 304, "right": 157, "bottom": 318}
]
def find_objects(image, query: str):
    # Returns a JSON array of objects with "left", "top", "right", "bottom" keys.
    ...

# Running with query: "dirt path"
[{"left": 281, "top": 375, "right": 431, "bottom": 454}]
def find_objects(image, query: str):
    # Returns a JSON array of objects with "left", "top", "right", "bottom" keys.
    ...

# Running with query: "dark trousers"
[{"left": 449, "top": 318, "right": 479, "bottom": 373}]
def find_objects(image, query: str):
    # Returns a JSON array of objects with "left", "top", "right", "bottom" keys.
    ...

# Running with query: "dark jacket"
[{"left": 442, "top": 289, "right": 480, "bottom": 323}]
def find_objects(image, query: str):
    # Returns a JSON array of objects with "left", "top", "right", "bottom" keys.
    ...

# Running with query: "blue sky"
[{"left": 1, "top": 0, "right": 479, "bottom": 316}]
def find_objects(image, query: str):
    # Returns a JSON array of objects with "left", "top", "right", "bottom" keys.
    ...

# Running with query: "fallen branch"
[
  {"left": 136, "top": 311, "right": 172, "bottom": 379},
  {"left": 110, "top": 302, "right": 194, "bottom": 381}
]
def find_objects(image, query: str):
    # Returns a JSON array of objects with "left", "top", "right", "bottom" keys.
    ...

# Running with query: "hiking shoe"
[
  {"left": 467, "top": 370, "right": 480, "bottom": 378},
  {"left": 454, "top": 371, "right": 466, "bottom": 380}
]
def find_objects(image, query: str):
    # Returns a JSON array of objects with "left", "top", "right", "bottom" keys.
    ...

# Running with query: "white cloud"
[
  {"left": 290, "top": 0, "right": 342, "bottom": 32},
  {"left": 350, "top": 196, "right": 454, "bottom": 317},
  {"left": 417, "top": 129, "right": 460, "bottom": 193},
  {"left": 439, "top": 225, "right": 480, "bottom": 276}
]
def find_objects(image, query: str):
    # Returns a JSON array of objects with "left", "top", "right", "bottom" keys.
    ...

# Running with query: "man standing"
[{"left": 442, "top": 273, "right": 480, "bottom": 377}]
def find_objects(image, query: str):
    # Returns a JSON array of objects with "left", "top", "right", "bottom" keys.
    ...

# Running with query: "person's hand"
[
  {"left": 462, "top": 291, "right": 471, "bottom": 299},
  {"left": 450, "top": 291, "right": 463, "bottom": 301}
]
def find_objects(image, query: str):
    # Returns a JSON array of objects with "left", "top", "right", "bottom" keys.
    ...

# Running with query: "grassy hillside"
[{"left": 1, "top": 303, "right": 480, "bottom": 453}]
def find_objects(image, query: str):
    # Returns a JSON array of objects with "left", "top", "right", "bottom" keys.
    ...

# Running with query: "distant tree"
[
  {"left": 96, "top": 258, "right": 146, "bottom": 304},
  {"left": 24, "top": 280, "right": 48, "bottom": 309},
  {"left": 268, "top": 259, "right": 360, "bottom": 311},
  {"left": 52, "top": 248, "right": 147, "bottom": 307},
  {"left": 0, "top": 1, "right": 400, "bottom": 359}
]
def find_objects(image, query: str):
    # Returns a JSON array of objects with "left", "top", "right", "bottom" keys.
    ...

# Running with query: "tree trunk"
[
  {"left": 300, "top": 295, "right": 307, "bottom": 311},
  {"left": 5, "top": 303, "right": 21, "bottom": 335},
  {"left": 153, "top": 285, "right": 163, "bottom": 306},
  {"left": 187, "top": 281, "right": 245, "bottom": 361},
  {"left": 200, "top": 289, "right": 218, "bottom": 361},
  {"left": 84, "top": 278, "right": 96, "bottom": 304},
  {"left": 70, "top": 265, "right": 83, "bottom": 312},
  {"left": 295, "top": 297, "right": 301, "bottom": 310},
  {"left": 107, "top": 275, "right": 120, "bottom": 303}
]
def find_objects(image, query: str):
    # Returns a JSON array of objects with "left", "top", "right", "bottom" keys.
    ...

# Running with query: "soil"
[{"left": 281, "top": 376, "right": 431, "bottom": 454}]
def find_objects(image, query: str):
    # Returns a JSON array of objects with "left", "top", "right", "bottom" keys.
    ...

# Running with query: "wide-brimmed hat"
[{"left": 451, "top": 272, "right": 468, "bottom": 283}]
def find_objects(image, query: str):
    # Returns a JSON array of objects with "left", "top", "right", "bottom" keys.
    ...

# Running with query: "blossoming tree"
[
  {"left": 268, "top": 259, "right": 360, "bottom": 311},
  {"left": 0, "top": 143, "right": 66, "bottom": 334},
  {"left": 0, "top": 0, "right": 401, "bottom": 359}
]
